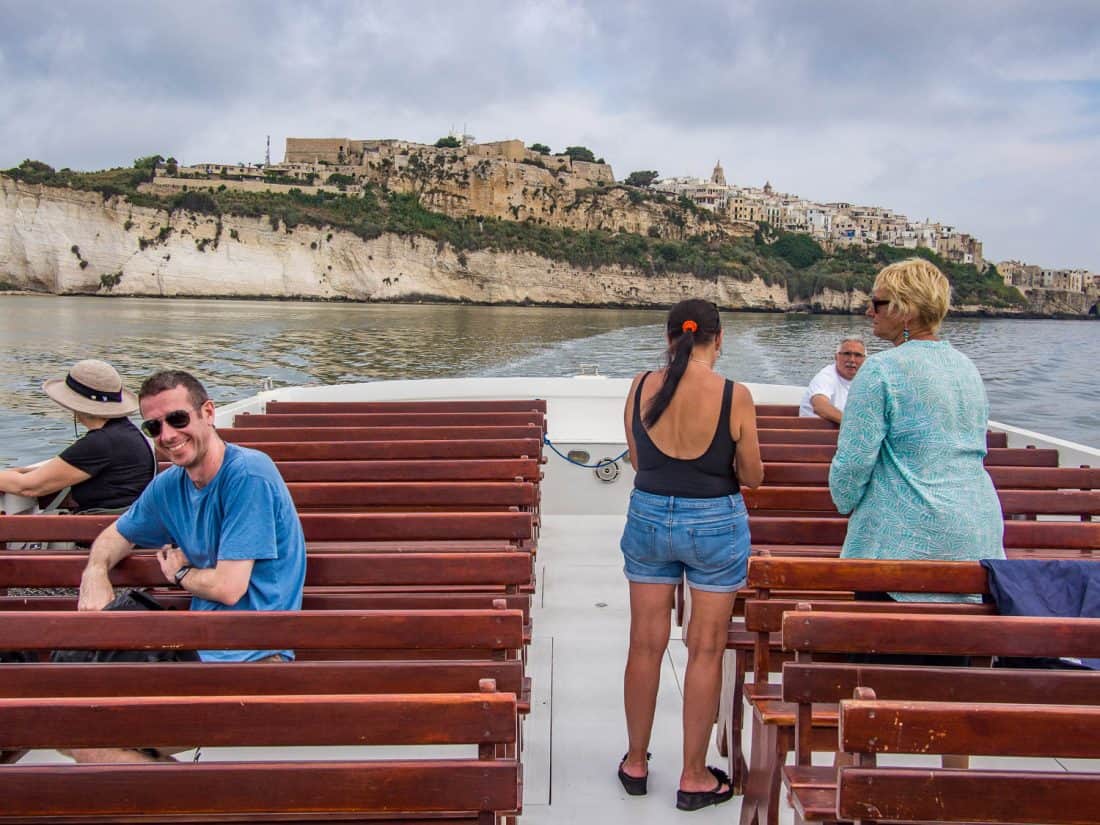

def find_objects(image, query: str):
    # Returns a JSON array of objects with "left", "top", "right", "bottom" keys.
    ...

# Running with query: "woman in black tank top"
[{"left": 617, "top": 299, "right": 763, "bottom": 810}]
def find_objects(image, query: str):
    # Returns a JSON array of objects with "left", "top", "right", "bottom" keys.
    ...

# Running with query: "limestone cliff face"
[
  {"left": 0, "top": 178, "right": 1091, "bottom": 318},
  {"left": 0, "top": 178, "right": 784, "bottom": 307}
]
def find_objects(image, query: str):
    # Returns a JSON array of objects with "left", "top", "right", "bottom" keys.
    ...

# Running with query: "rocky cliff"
[
  {"left": 1, "top": 178, "right": 1091, "bottom": 317},
  {"left": 0, "top": 177, "right": 795, "bottom": 307}
]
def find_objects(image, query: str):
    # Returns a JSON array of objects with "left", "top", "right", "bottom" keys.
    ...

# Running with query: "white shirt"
[{"left": 798, "top": 364, "right": 852, "bottom": 417}]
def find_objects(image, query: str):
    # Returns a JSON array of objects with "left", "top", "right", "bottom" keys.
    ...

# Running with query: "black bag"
[{"left": 50, "top": 589, "right": 201, "bottom": 664}]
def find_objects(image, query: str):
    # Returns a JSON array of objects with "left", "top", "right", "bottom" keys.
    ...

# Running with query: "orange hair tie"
[{"left": 681, "top": 319, "right": 698, "bottom": 333}]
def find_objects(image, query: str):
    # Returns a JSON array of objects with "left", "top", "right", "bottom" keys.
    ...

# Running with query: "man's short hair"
[
  {"left": 836, "top": 337, "right": 865, "bottom": 353},
  {"left": 138, "top": 370, "right": 210, "bottom": 410}
]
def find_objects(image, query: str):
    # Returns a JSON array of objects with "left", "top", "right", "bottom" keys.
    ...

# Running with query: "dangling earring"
[
  {"left": 902, "top": 327, "right": 910, "bottom": 343},
  {"left": 73, "top": 412, "right": 79, "bottom": 437}
]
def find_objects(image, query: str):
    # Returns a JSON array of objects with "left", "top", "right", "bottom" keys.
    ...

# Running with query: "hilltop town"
[
  {"left": 153, "top": 134, "right": 1098, "bottom": 308},
  {"left": 0, "top": 134, "right": 1096, "bottom": 317}
]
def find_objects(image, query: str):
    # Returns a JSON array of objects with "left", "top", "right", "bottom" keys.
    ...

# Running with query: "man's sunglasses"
[
  {"left": 869, "top": 298, "right": 891, "bottom": 312},
  {"left": 141, "top": 410, "right": 192, "bottom": 438},
  {"left": 838, "top": 351, "right": 866, "bottom": 358}
]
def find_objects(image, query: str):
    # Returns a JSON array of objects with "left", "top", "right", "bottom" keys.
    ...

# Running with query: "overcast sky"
[{"left": 2, "top": 0, "right": 1097, "bottom": 269}]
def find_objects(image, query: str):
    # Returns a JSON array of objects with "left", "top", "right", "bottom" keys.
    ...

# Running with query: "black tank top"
[{"left": 632, "top": 372, "right": 740, "bottom": 497}]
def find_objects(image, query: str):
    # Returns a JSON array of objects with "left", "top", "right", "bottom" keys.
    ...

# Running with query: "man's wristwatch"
[{"left": 173, "top": 565, "right": 193, "bottom": 586}]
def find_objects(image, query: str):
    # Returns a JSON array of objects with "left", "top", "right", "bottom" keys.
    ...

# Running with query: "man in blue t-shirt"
[
  {"left": 73, "top": 370, "right": 306, "bottom": 761},
  {"left": 79, "top": 369, "right": 306, "bottom": 655}
]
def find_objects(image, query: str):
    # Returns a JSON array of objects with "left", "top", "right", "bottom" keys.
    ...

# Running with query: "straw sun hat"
[{"left": 42, "top": 359, "right": 139, "bottom": 418}]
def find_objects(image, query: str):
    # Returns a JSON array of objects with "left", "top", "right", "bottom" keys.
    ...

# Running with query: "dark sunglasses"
[
  {"left": 141, "top": 410, "right": 192, "bottom": 438},
  {"left": 869, "top": 298, "right": 891, "bottom": 312},
  {"left": 838, "top": 350, "right": 866, "bottom": 358}
]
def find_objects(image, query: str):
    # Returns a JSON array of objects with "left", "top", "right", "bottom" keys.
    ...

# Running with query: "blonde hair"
[{"left": 873, "top": 258, "right": 951, "bottom": 331}]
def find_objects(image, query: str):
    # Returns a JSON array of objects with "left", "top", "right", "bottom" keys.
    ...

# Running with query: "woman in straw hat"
[{"left": 0, "top": 359, "right": 154, "bottom": 512}]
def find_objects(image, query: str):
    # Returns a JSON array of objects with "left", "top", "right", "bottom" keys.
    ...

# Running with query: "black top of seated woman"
[
  {"left": 58, "top": 417, "right": 154, "bottom": 511},
  {"left": 632, "top": 371, "right": 740, "bottom": 498}
]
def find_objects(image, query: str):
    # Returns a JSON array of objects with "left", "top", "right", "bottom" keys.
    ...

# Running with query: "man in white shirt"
[{"left": 798, "top": 338, "right": 866, "bottom": 424}]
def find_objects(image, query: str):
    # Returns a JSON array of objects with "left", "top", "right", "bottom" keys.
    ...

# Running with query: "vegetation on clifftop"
[{"left": 3, "top": 158, "right": 1025, "bottom": 309}]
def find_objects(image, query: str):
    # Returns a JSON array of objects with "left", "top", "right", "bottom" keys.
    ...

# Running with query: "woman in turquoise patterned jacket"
[{"left": 829, "top": 257, "right": 1005, "bottom": 600}]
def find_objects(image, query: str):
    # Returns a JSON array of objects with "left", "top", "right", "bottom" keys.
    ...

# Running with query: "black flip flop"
[
  {"left": 676, "top": 766, "right": 733, "bottom": 811},
  {"left": 617, "top": 751, "right": 651, "bottom": 796}
]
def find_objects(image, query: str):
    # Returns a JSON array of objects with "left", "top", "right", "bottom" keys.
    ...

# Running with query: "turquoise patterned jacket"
[{"left": 829, "top": 340, "right": 1005, "bottom": 601}]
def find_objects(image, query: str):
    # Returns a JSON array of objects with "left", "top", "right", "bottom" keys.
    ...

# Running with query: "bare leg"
[
  {"left": 622, "top": 581, "right": 675, "bottom": 778},
  {"left": 681, "top": 587, "right": 736, "bottom": 792},
  {"left": 61, "top": 748, "right": 176, "bottom": 763}
]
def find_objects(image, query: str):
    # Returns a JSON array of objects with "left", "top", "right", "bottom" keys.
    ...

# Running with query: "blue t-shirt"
[{"left": 116, "top": 443, "right": 306, "bottom": 662}]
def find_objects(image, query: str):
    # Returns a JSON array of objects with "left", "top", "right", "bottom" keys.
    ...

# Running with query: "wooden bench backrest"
[
  {"left": 285, "top": 481, "right": 538, "bottom": 510},
  {"left": 760, "top": 445, "right": 1060, "bottom": 465},
  {"left": 0, "top": 591, "right": 532, "bottom": 622},
  {"left": 754, "top": 429, "right": 1008, "bottom": 448},
  {"left": 0, "top": 688, "right": 519, "bottom": 820},
  {"left": 0, "top": 511, "right": 535, "bottom": 543},
  {"left": 0, "top": 608, "right": 525, "bottom": 653},
  {"left": 267, "top": 399, "right": 546, "bottom": 413},
  {"left": 0, "top": 691, "right": 518, "bottom": 750},
  {"left": 235, "top": 411, "right": 546, "bottom": 429},
  {"left": 270, "top": 458, "right": 542, "bottom": 483},
  {"left": 743, "top": 485, "right": 1100, "bottom": 516},
  {"left": 783, "top": 661, "right": 1100, "bottom": 707},
  {"left": 0, "top": 658, "right": 526, "bottom": 699},
  {"left": 784, "top": 611, "right": 1100, "bottom": 658},
  {"left": 244, "top": 437, "right": 544, "bottom": 461},
  {"left": 0, "top": 552, "right": 533, "bottom": 589},
  {"left": 222, "top": 424, "right": 544, "bottom": 443},
  {"left": 763, "top": 462, "right": 1099, "bottom": 489},
  {"left": 837, "top": 698, "right": 1100, "bottom": 825}
]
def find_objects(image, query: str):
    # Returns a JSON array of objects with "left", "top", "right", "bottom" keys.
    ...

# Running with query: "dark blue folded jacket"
[{"left": 981, "top": 558, "right": 1100, "bottom": 669}]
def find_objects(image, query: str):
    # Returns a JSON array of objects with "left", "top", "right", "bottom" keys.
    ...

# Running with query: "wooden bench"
[
  {"left": 833, "top": 695, "right": 1100, "bottom": 825},
  {"left": 782, "top": 663, "right": 1100, "bottom": 823},
  {"left": 0, "top": 690, "right": 520, "bottom": 824},
  {"left": 780, "top": 611, "right": 1100, "bottom": 824},
  {"left": 730, "top": 558, "right": 998, "bottom": 824}
]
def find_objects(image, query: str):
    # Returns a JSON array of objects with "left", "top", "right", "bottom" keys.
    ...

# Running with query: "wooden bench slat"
[
  {"left": 223, "top": 425, "right": 543, "bottom": 443},
  {"left": 0, "top": 693, "right": 518, "bottom": 749},
  {"left": 247, "top": 438, "right": 543, "bottom": 461},
  {"left": 0, "top": 761, "right": 519, "bottom": 817},
  {"left": 236, "top": 412, "right": 544, "bottom": 428},
  {"left": 785, "top": 612, "right": 1100, "bottom": 658},
  {"left": 273, "top": 459, "right": 541, "bottom": 482},
  {"left": 783, "top": 661, "right": 1100, "bottom": 706},
  {"left": 0, "top": 512, "right": 535, "bottom": 543},
  {"left": 0, "top": 609, "right": 525, "bottom": 651},
  {"left": 286, "top": 481, "right": 538, "bottom": 508},
  {"left": 0, "top": 552, "right": 532, "bottom": 588},
  {"left": 838, "top": 769, "right": 1100, "bottom": 825},
  {"left": 268, "top": 399, "right": 545, "bottom": 413},
  {"left": 0, "top": 660, "right": 526, "bottom": 699}
]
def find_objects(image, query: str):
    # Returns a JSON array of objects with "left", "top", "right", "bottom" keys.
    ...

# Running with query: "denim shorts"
[{"left": 620, "top": 489, "right": 751, "bottom": 593}]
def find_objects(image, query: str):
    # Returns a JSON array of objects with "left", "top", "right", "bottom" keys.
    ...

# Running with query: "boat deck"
[{"left": 12, "top": 518, "right": 1100, "bottom": 823}]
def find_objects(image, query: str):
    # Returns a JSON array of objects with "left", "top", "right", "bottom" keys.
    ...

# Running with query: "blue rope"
[{"left": 543, "top": 434, "right": 628, "bottom": 469}]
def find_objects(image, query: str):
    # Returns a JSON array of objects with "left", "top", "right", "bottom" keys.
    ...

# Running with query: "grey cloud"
[{"left": 1, "top": 0, "right": 1098, "bottom": 267}]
